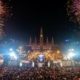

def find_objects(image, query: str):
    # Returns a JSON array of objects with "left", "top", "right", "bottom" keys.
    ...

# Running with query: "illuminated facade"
[{"left": 27, "top": 28, "right": 63, "bottom": 62}]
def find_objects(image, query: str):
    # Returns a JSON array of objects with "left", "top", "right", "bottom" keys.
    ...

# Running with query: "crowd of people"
[{"left": 0, "top": 65, "right": 80, "bottom": 80}]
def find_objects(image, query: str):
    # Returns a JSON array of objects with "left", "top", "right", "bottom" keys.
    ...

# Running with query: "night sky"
[{"left": 5, "top": 0, "right": 79, "bottom": 44}]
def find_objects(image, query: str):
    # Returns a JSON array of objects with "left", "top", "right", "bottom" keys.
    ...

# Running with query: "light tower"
[{"left": 40, "top": 27, "right": 44, "bottom": 50}]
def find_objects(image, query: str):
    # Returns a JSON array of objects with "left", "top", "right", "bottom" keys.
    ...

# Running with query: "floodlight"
[{"left": 9, "top": 51, "right": 17, "bottom": 60}]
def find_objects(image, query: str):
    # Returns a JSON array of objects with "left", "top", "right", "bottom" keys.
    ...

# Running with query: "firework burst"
[
  {"left": 0, "top": 0, "right": 9, "bottom": 18},
  {"left": 0, "top": 0, "right": 10, "bottom": 39},
  {"left": 67, "top": 0, "right": 80, "bottom": 24}
]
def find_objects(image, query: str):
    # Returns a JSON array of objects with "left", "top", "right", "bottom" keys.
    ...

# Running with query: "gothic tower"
[
  {"left": 29, "top": 36, "right": 32, "bottom": 45},
  {"left": 51, "top": 37, "right": 54, "bottom": 50},
  {"left": 40, "top": 27, "right": 44, "bottom": 50}
]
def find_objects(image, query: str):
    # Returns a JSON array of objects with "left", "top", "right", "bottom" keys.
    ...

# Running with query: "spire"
[
  {"left": 46, "top": 37, "right": 49, "bottom": 45},
  {"left": 52, "top": 37, "right": 54, "bottom": 45},
  {"left": 29, "top": 36, "right": 32, "bottom": 45},
  {"left": 40, "top": 27, "right": 43, "bottom": 39},
  {"left": 51, "top": 37, "right": 54, "bottom": 50},
  {"left": 40, "top": 27, "right": 43, "bottom": 50},
  {"left": 34, "top": 36, "right": 37, "bottom": 44}
]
